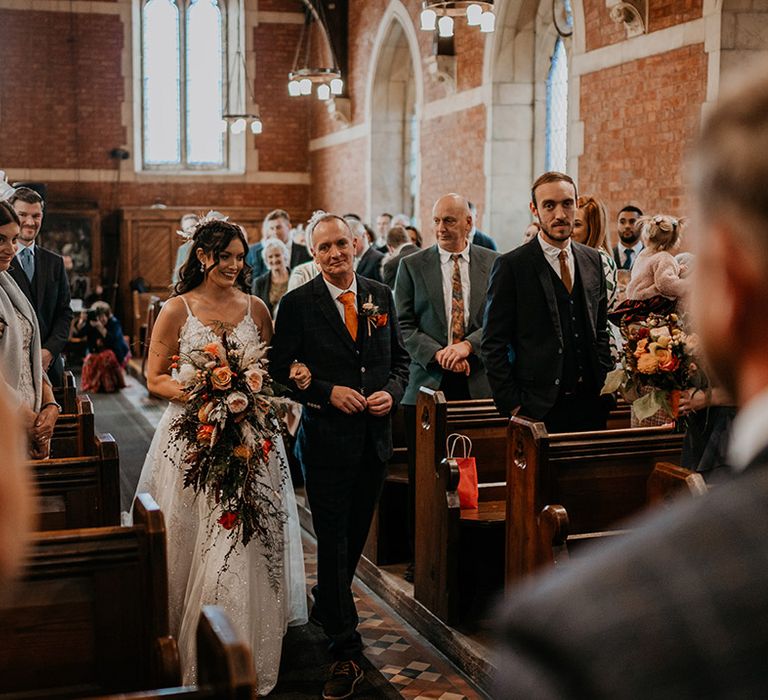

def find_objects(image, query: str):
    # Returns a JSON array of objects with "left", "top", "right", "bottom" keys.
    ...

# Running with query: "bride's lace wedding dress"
[{"left": 132, "top": 297, "right": 307, "bottom": 695}]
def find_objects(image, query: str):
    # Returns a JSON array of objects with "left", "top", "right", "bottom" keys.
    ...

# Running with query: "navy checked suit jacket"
[{"left": 269, "top": 273, "right": 410, "bottom": 467}]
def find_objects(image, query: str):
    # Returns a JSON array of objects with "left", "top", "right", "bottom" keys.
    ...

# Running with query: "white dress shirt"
[
  {"left": 438, "top": 243, "right": 470, "bottom": 344},
  {"left": 537, "top": 233, "right": 574, "bottom": 284},
  {"left": 728, "top": 388, "right": 768, "bottom": 472},
  {"left": 323, "top": 275, "right": 358, "bottom": 324},
  {"left": 618, "top": 240, "right": 643, "bottom": 268}
]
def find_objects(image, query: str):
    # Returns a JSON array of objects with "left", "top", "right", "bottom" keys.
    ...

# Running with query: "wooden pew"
[
  {"left": 91, "top": 607, "right": 255, "bottom": 700},
  {"left": 414, "top": 388, "right": 508, "bottom": 624},
  {"left": 34, "top": 429, "right": 121, "bottom": 530},
  {"left": 53, "top": 370, "right": 78, "bottom": 414},
  {"left": 0, "top": 494, "right": 180, "bottom": 698},
  {"left": 506, "top": 416, "right": 686, "bottom": 584},
  {"left": 51, "top": 394, "right": 97, "bottom": 459},
  {"left": 142, "top": 296, "right": 165, "bottom": 384}
]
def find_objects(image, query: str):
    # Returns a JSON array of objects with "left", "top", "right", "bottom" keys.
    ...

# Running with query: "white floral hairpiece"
[{"left": 176, "top": 210, "right": 229, "bottom": 241}]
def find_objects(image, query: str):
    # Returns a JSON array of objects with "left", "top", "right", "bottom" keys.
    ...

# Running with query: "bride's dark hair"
[{"left": 174, "top": 219, "right": 251, "bottom": 295}]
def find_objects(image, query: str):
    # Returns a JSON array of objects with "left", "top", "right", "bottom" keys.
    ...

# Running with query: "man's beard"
[
  {"left": 540, "top": 220, "right": 572, "bottom": 242},
  {"left": 619, "top": 230, "right": 640, "bottom": 245}
]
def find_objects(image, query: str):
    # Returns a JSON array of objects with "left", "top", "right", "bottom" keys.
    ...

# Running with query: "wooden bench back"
[
  {"left": 506, "top": 417, "right": 684, "bottom": 581},
  {"left": 0, "top": 494, "right": 179, "bottom": 698},
  {"left": 34, "top": 430, "right": 120, "bottom": 530},
  {"left": 91, "top": 607, "right": 254, "bottom": 700},
  {"left": 50, "top": 394, "right": 97, "bottom": 459},
  {"left": 141, "top": 296, "right": 166, "bottom": 380},
  {"left": 53, "top": 370, "right": 78, "bottom": 414}
]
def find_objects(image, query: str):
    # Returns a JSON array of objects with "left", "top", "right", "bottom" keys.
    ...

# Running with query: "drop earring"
[{"left": 200, "top": 262, "right": 205, "bottom": 272}]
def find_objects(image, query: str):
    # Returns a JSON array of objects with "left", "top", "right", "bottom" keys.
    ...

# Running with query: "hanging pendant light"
[{"left": 419, "top": 1, "right": 496, "bottom": 35}]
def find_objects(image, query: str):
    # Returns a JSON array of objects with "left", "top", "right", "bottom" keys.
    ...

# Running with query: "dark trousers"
[
  {"left": 542, "top": 386, "right": 609, "bottom": 433},
  {"left": 46, "top": 355, "right": 65, "bottom": 388},
  {"left": 303, "top": 441, "right": 387, "bottom": 659}
]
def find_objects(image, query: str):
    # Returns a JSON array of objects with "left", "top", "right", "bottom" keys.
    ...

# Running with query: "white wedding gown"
[{"left": 131, "top": 299, "right": 307, "bottom": 695}]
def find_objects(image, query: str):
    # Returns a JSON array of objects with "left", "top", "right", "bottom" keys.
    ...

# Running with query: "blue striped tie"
[{"left": 18, "top": 247, "right": 34, "bottom": 282}]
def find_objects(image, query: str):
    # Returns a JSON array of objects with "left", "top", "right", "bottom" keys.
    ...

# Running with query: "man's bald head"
[{"left": 432, "top": 194, "right": 472, "bottom": 252}]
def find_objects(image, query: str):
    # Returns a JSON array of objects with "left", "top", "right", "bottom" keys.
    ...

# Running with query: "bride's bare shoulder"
[{"left": 157, "top": 295, "right": 190, "bottom": 323}]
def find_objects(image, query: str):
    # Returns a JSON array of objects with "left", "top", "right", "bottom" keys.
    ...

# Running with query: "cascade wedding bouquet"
[
  {"left": 602, "top": 313, "right": 704, "bottom": 422},
  {"left": 168, "top": 333, "right": 286, "bottom": 580}
]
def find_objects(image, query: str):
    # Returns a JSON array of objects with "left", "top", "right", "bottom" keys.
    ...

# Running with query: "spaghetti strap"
[
  {"left": 179, "top": 296, "right": 193, "bottom": 318},
  {"left": 246, "top": 293, "right": 252, "bottom": 317}
]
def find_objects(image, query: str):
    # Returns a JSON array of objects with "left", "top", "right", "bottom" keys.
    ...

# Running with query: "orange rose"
[
  {"left": 637, "top": 353, "right": 659, "bottom": 374},
  {"left": 211, "top": 366, "right": 233, "bottom": 391},
  {"left": 196, "top": 424, "right": 215, "bottom": 444},
  {"left": 233, "top": 444, "right": 252, "bottom": 460},
  {"left": 634, "top": 338, "right": 649, "bottom": 357},
  {"left": 657, "top": 349, "right": 680, "bottom": 372},
  {"left": 203, "top": 341, "right": 224, "bottom": 359},
  {"left": 375, "top": 313, "right": 388, "bottom": 328}
]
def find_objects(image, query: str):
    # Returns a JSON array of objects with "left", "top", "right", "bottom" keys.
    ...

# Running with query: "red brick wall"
[
  {"left": 309, "top": 138, "right": 367, "bottom": 217},
  {"left": 584, "top": 0, "right": 704, "bottom": 52},
  {"left": 0, "top": 10, "right": 125, "bottom": 170},
  {"left": 579, "top": 44, "right": 707, "bottom": 231}
]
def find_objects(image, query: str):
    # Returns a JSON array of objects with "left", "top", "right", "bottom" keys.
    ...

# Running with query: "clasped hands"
[
  {"left": 289, "top": 362, "right": 392, "bottom": 416},
  {"left": 23, "top": 403, "right": 58, "bottom": 459},
  {"left": 435, "top": 340, "right": 472, "bottom": 376}
]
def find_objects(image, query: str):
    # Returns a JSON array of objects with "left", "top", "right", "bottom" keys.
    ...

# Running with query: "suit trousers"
[
  {"left": 542, "top": 386, "right": 610, "bottom": 433},
  {"left": 303, "top": 438, "right": 387, "bottom": 659}
]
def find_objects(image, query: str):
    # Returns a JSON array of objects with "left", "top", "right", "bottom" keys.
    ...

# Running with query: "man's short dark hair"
[
  {"left": 618, "top": 205, "right": 643, "bottom": 217},
  {"left": 264, "top": 208, "right": 290, "bottom": 223},
  {"left": 8, "top": 186, "right": 45, "bottom": 210},
  {"left": 531, "top": 172, "right": 577, "bottom": 208},
  {"left": 379, "top": 212, "right": 393, "bottom": 220},
  {"left": 386, "top": 225, "right": 410, "bottom": 248}
]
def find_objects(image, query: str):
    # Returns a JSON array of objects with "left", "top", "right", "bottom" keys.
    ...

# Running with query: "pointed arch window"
[
  {"left": 545, "top": 37, "right": 568, "bottom": 173},
  {"left": 140, "top": 0, "right": 230, "bottom": 170}
]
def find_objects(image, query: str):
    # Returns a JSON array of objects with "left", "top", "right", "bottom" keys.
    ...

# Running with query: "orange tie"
[{"left": 338, "top": 291, "right": 358, "bottom": 340}]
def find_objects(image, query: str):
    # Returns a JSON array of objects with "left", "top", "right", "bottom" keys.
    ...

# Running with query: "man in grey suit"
[
  {"left": 494, "top": 62, "right": 768, "bottom": 699},
  {"left": 395, "top": 193, "right": 498, "bottom": 580}
]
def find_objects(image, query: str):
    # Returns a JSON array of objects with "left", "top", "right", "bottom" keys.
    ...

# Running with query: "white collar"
[
  {"left": 728, "top": 388, "right": 768, "bottom": 471},
  {"left": 323, "top": 274, "right": 358, "bottom": 301},
  {"left": 16, "top": 241, "right": 35, "bottom": 256},
  {"left": 619, "top": 239, "right": 643, "bottom": 255},
  {"left": 437, "top": 243, "right": 470, "bottom": 264},
  {"left": 537, "top": 232, "right": 572, "bottom": 259}
]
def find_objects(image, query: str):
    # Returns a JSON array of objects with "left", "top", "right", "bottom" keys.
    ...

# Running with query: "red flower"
[
  {"left": 262, "top": 439, "right": 273, "bottom": 459},
  {"left": 374, "top": 313, "right": 388, "bottom": 328},
  {"left": 636, "top": 327, "right": 650, "bottom": 339},
  {"left": 217, "top": 511, "right": 239, "bottom": 530},
  {"left": 196, "top": 424, "right": 215, "bottom": 444}
]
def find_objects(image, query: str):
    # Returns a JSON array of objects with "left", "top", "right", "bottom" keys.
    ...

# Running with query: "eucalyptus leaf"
[
  {"left": 632, "top": 391, "right": 664, "bottom": 421},
  {"left": 601, "top": 368, "right": 626, "bottom": 395}
]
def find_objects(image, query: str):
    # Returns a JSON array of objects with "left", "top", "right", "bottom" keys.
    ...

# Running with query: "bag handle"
[{"left": 446, "top": 432, "right": 472, "bottom": 459}]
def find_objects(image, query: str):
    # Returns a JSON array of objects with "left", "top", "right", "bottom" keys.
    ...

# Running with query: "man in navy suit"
[
  {"left": 270, "top": 212, "right": 409, "bottom": 698},
  {"left": 612, "top": 204, "right": 644, "bottom": 270},
  {"left": 468, "top": 200, "right": 498, "bottom": 251},
  {"left": 494, "top": 64, "right": 768, "bottom": 699},
  {"left": 8, "top": 187, "right": 72, "bottom": 387},
  {"left": 245, "top": 208, "right": 311, "bottom": 279},
  {"left": 347, "top": 216, "right": 385, "bottom": 283}
]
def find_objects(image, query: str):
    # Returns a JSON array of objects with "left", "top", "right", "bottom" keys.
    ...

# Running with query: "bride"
[{"left": 133, "top": 217, "right": 307, "bottom": 694}]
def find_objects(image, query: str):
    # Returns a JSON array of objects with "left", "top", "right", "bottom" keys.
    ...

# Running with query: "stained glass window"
[
  {"left": 141, "top": 0, "right": 228, "bottom": 170},
  {"left": 545, "top": 37, "right": 568, "bottom": 173}
]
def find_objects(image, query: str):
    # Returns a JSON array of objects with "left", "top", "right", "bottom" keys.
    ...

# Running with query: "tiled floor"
[{"left": 118, "top": 374, "right": 488, "bottom": 698}]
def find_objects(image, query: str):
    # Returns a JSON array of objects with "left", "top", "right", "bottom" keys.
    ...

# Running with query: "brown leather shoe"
[{"left": 322, "top": 659, "right": 363, "bottom": 699}]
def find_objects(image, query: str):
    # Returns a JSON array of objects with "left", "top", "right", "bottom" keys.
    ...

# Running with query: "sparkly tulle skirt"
[{"left": 131, "top": 402, "right": 308, "bottom": 695}]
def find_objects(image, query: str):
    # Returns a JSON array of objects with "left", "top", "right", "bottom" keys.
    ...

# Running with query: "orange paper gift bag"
[{"left": 447, "top": 433, "right": 478, "bottom": 510}]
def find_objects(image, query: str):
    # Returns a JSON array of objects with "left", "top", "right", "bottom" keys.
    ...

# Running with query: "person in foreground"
[
  {"left": 270, "top": 212, "right": 409, "bottom": 700},
  {"left": 493, "top": 61, "right": 768, "bottom": 699},
  {"left": 133, "top": 218, "right": 307, "bottom": 695}
]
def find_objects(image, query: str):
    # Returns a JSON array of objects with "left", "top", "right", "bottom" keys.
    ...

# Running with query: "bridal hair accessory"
[
  {"left": 639, "top": 214, "right": 686, "bottom": 250},
  {"left": 177, "top": 210, "right": 230, "bottom": 241}
]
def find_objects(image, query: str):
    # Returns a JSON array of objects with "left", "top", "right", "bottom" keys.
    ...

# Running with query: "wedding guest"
[
  {"left": 7, "top": 187, "right": 72, "bottom": 387},
  {"left": 246, "top": 209, "right": 311, "bottom": 278},
  {"left": 74, "top": 301, "right": 130, "bottom": 393},
  {"left": 375, "top": 212, "right": 393, "bottom": 250},
  {"left": 381, "top": 225, "right": 419, "bottom": 289},
  {"left": 494, "top": 61, "right": 768, "bottom": 699},
  {"left": 468, "top": 200, "right": 498, "bottom": 251},
  {"left": 483, "top": 172, "right": 612, "bottom": 432},
  {"left": 172, "top": 213, "right": 200, "bottom": 285},
  {"left": 612, "top": 204, "right": 644, "bottom": 270},
  {"left": 0, "top": 201, "right": 60, "bottom": 459},
  {"left": 252, "top": 238, "right": 290, "bottom": 317},
  {"left": 406, "top": 225, "right": 423, "bottom": 248},
  {"left": 347, "top": 216, "right": 384, "bottom": 283},
  {"left": 521, "top": 221, "right": 541, "bottom": 245}
]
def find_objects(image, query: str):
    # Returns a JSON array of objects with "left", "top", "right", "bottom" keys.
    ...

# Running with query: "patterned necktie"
[
  {"left": 338, "top": 291, "right": 358, "bottom": 340},
  {"left": 624, "top": 248, "right": 634, "bottom": 270},
  {"left": 18, "top": 247, "right": 34, "bottom": 282},
  {"left": 450, "top": 254, "right": 465, "bottom": 343},
  {"left": 558, "top": 249, "right": 573, "bottom": 294}
]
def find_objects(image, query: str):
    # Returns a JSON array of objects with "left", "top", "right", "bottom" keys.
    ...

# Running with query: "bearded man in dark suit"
[
  {"left": 482, "top": 172, "right": 612, "bottom": 432},
  {"left": 270, "top": 212, "right": 409, "bottom": 699},
  {"left": 494, "top": 63, "right": 768, "bottom": 699},
  {"left": 8, "top": 187, "right": 72, "bottom": 387}
]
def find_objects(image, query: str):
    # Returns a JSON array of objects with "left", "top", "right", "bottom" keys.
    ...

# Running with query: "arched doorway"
[{"left": 368, "top": 12, "right": 420, "bottom": 223}]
